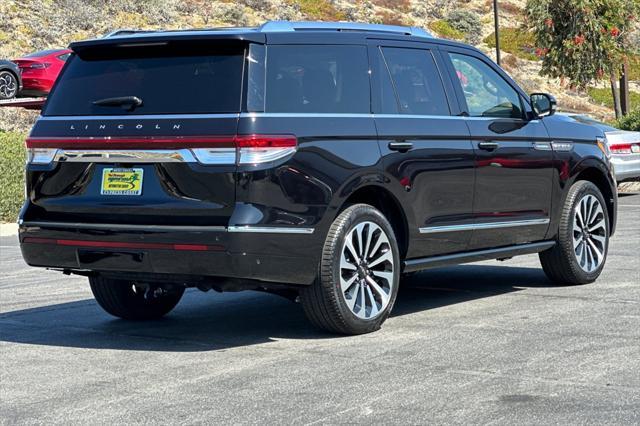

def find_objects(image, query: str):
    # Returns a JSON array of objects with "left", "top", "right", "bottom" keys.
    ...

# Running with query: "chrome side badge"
[
  {"left": 551, "top": 141, "right": 574, "bottom": 152},
  {"left": 533, "top": 142, "right": 552, "bottom": 151}
]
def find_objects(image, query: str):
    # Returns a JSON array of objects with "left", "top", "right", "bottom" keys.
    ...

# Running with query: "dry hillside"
[{"left": 0, "top": 0, "right": 637, "bottom": 131}]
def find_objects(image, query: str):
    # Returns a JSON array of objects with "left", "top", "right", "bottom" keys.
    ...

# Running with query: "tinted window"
[
  {"left": 57, "top": 53, "right": 71, "bottom": 62},
  {"left": 44, "top": 45, "right": 244, "bottom": 116},
  {"left": 25, "top": 49, "right": 63, "bottom": 58},
  {"left": 265, "top": 45, "right": 369, "bottom": 113},
  {"left": 372, "top": 48, "right": 399, "bottom": 114},
  {"left": 449, "top": 53, "right": 523, "bottom": 119},
  {"left": 381, "top": 47, "right": 450, "bottom": 116}
]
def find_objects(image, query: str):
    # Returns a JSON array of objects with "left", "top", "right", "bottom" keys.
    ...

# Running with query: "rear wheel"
[
  {"left": 300, "top": 204, "right": 400, "bottom": 335},
  {"left": 0, "top": 71, "right": 18, "bottom": 99},
  {"left": 539, "top": 180, "right": 609, "bottom": 285},
  {"left": 89, "top": 276, "right": 185, "bottom": 320}
]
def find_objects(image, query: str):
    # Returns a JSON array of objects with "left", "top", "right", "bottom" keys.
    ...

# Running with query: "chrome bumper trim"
[
  {"left": 53, "top": 149, "right": 197, "bottom": 163},
  {"left": 227, "top": 226, "right": 315, "bottom": 234},
  {"left": 21, "top": 221, "right": 315, "bottom": 235}
]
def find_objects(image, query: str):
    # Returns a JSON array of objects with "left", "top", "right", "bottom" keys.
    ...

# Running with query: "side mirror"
[{"left": 530, "top": 93, "right": 557, "bottom": 117}]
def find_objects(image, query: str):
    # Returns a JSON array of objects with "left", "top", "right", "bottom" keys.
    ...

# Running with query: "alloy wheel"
[
  {"left": 339, "top": 221, "right": 395, "bottom": 320},
  {"left": 572, "top": 194, "right": 607, "bottom": 273},
  {"left": 0, "top": 72, "right": 17, "bottom": 99}
]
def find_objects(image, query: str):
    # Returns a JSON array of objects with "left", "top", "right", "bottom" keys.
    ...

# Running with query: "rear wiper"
[{"left": 92, "top": 96, "right": 143, "bottom": 111}]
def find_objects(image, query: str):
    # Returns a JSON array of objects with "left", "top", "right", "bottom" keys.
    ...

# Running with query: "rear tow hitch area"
[{"left": 131, "top": 282, "right": 185, "bottom": 300}]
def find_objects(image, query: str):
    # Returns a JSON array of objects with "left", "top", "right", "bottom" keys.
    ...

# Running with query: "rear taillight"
[
  {"left": 236, "top": 135, "right": 297, "bottom": 165},
  {"left": 27, "top": 148, "right": 58, "bottom": 164},
  {"left": 609, "top": 143, "right": 640, "bottom": 155},
  {"left": 29, "top": 63, "right": 51, "bottom": 69},
  {"left": 25, "top": 135, "right": 297, "bottom": 165}
]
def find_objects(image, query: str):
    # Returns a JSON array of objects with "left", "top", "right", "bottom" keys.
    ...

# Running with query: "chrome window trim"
[
  {"left": 228, "top": 226, "right": 315, "bottom": 234},
  {"left": 419, "top": 218, "right": 550, "bottom": 234},
  {"left": 240, "top": 112, "right": 534, "bottom": 121},
  {"left": 38, "top": 112, "right": 537, "bottom": 122}
]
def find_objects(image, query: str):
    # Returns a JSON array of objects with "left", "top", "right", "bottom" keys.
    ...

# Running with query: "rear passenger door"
[
  {"left": 442, "top": 48, "right": 554, "bottom": 249},
  {"left": 369, "top": 41, "right": 475, "bottom": 258}
]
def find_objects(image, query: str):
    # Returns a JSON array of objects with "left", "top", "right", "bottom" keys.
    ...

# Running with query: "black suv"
[{"left": 19, "top": 21, "right": 617, "bottom": 334}]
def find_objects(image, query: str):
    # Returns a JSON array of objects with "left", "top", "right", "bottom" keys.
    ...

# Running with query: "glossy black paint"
[{"left": 19, "top": 29, "right": 617, "bottom": 288}]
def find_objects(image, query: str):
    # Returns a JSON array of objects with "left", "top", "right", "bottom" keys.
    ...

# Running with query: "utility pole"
[
  {"left": 494, "top": 0, "right": 501, "bottom": 65},
  {"left": 620, "top": 60, "right": 630, "bottom": 116}
]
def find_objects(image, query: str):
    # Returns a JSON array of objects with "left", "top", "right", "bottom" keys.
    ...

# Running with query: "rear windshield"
[
  {"left": 25, "top": 49, "right": 64, "bottom": 58},
  {"left": 43, "top": 44, "right": 244, "bottom": 116}
]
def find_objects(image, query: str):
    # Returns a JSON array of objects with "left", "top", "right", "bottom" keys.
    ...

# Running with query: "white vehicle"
[{"left": 558, "top": 114, "right": 640, "bottom": 183}]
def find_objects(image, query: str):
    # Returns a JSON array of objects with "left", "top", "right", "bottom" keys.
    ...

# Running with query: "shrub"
[
  {"left": 429, "top": 20, "right": 464, "bottom": 41},
  {"left": 615, "top": 109, "right": 640, "bottom": 131},
  {"left": 289, "top": 0, "right": 346, "bottom": 21},
  {"left": 588, "top": 87, "right": 640, "bottom": 111},
  {"left": 484, "top": 27, "right": 538, "bottom": 61},
  {"left": 499, "top": 1, "right": 524, "bottom": 15},
  {"left": 0, "top": 131, "right": 26, "bottom": 223},
  {"left": 376, "top": 10, "right": 406, "bottom": 26},
  {"left": 372, "top": 0, "right": 411, "bottom": 13},
  {"left": 483, "top": 0, "right": 523, "bottom": 15},
  {"left": 446, "top": 10, "right": 482, "bottom": 44}
]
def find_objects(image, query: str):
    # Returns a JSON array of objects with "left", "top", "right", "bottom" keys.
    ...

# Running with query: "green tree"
[{"left": 526, "top": 0, "right": 638, "bottom": 118}]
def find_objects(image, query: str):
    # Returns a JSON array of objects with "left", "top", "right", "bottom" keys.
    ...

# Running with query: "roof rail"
[{"left": 259, "top": 21, "right": 432, "bottom": 38}]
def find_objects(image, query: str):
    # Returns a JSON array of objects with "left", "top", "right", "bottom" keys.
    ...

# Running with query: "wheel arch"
[
  {"left": 571, "top": 164, "right": 617, "bottom": 236},
  {"left": 337, "top": 184, "right": 410, "bottom": 259}
]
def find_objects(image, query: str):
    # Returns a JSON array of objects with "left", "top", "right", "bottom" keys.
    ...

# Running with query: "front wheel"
[
  {"left": 89, "top": 276, "right": 185, "bottom": 320},
  {"left": 539, "top": 180, "right": 610, "bottom": 285},
  {"left": 299, "top": 204, "right": 400, "bottom": 335}
]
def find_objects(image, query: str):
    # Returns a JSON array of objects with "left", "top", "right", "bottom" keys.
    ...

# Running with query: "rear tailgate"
[{"left": 23, "top": 39, "right": 246, "bottom": 226}]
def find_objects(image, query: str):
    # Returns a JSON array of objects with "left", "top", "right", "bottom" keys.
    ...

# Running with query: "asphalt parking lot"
[{"left": 1, "top": 194, "right": 638, "bottom": 425}]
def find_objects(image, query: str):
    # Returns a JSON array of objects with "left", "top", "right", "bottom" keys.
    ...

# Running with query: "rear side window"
[
  {"left": 265, "top": 45, "right": 370, "bottom": 113},
  {"left": 371, "top": 48, "right": 400, "bottom": 114},
  {"left": 44, "top": 44, "right": 244, "bottom": 116},
  {"left": 381, "top": 47, "right": 450, "bottom": 116}
]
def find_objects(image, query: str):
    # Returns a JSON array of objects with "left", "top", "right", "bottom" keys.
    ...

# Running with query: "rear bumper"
[
  {"left": 611, "top": 154, "right": 640, "bottom": 183},
  {"left": 19, "top": 221, "right": 321, "bottom": 286}
]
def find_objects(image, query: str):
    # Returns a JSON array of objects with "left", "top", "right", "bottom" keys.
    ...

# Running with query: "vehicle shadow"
[{"left": 0, "top": 264, "right": 553, "bottom": 352}]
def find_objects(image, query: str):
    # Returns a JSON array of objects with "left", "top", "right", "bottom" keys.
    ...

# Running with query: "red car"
[{"left": 13, "top": 49, "right": 72, "bottom": 97}]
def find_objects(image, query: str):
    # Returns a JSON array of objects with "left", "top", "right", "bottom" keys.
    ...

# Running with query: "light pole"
[{"left": 494, "top": 0, "right": 501, "bottom": 65}]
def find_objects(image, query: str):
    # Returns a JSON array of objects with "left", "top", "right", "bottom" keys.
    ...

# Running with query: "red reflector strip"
[
  {"left": 25, "top": 135, "right": 296, "bottom": 150},
  {"left": 26, "top": 136, "right": 236, "bottom": 150},
  {"left": 23, "top": 237, "right": 222, "bottom": 252},
  {"left": 236, "top": 135, "right": 297, "bottom": 148}
]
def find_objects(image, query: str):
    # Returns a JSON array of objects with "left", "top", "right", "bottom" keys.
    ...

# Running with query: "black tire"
[
  {"left": 539, "top": 180, "right": 610, "bottom": 285},
  {"left": 89, "top": 276, "right": 185, "bottom": 320},
  {"left": 299, "top": 204, "right": 400, "bottom": 335},
  {"left": 0, "top": 70, "right": 18, "bottom": 100}
]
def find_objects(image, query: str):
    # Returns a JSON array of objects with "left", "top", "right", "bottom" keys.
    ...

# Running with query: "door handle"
[
  {"left": 478, "top": 141, "right": 499, "bottom": 151},
  {"left": 388, "top": 141, "right": 413, "bottom": 152}
]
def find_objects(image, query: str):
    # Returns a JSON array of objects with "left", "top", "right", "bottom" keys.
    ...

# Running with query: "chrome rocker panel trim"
[{"left": 419, "top": 218, "right": 550, "bottom": 234}]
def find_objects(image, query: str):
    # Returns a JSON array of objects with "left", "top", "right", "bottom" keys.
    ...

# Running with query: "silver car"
[{"left": 558, "top": 114, "right": 640, "bottom": 183}]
